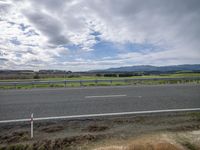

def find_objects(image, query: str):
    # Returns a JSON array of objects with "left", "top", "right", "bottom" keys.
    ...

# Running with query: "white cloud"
[{"left": 0, "top": 0, "right": 200, "bottom": 70}]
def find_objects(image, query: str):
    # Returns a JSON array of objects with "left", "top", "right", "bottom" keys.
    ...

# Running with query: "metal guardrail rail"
[{"left": 0, "top": 77, "right": 199, "bottom": 87}]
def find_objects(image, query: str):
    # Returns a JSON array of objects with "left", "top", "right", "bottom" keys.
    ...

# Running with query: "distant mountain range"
[{"left": 90, "top": 64, "right": 200, "bottom": 72}]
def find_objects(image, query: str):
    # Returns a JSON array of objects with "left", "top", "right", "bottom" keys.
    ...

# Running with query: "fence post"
[{"left": 31, "top": 113, "right": 34, "bottom": 139}]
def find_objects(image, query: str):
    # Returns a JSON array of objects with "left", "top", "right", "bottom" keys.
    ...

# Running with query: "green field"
[
  {"left": 0, "top": 73, "right": 200, "bottom": 89},
  {"left": 1, "top": 72, "right": 200, "bottom": 82}
]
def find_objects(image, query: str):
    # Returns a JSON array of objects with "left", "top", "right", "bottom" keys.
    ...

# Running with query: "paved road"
[{"left": 0, "top": 84, "right": 200, "bottom": 120}]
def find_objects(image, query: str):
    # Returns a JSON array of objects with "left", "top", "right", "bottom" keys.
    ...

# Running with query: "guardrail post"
[
  {"left": 31, "top": 113, "right": 34, "bottom": 139},
  {"left": 64, "top": 81, "right": 67, "bottom": 87},
  {"left": 95, "top": 80, "right": 98, "bottom": 85}
]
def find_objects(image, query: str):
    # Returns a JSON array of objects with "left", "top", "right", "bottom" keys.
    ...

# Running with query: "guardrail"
[
  {"left": 0, "top": 77, "right": 200, "bottom": 88},
  {"left": 1, "top": 108, "right": 200, "bottom": 138}
]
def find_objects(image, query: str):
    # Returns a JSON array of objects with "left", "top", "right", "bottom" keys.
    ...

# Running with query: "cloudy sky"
[{"left": 0, "top": 0, "right": 200, "bottom": 71}]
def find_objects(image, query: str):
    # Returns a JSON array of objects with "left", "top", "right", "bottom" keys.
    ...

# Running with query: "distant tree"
[
  {"left": 67, "top": 71, "right": 72, "bottom": 74},
  {"left": 104, "top": 74, "right": 118, "bottom": 77},
  {"left": 119, "top": 73, "right": 133, "bottom": 77},
  {"left": 68, "top": 75, "right": 80, "bottom": 78},
  {"left": 96, "top": 73, "right": 102, "bottom": 77},
  {"left": 33, "top": 74, "right": 40, "bottom": 79}
]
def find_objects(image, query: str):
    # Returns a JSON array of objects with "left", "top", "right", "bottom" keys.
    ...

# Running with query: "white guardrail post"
[
  {"left": 31, "top": 113, "right": 34, "bottom": 139},
  {"left": 64, "top": 81, "right": 67, "bottom": 87}
]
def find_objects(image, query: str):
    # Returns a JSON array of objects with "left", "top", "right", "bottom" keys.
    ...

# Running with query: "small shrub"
[
  {"left": 68, "top": 75, "right": 80, "bottom": 78},
  {"left": 96, "top": 74, "right": 102, "bottom": 77},
  {"left": 33, "top": 74, "right": 40, "bottom": 79},
  {"left": 7, "top": 144, "right": 29, "bottom": 150},
  {"left": 182, "top": 141, "right": 198, "bottom": 150}
]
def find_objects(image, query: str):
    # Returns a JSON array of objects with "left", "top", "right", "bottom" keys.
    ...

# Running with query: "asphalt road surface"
[{"left": 0, "top": 84, "right": 200, "bottom": 120}]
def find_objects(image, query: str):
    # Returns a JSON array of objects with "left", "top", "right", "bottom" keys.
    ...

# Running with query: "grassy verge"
[
  {"left": 0, "top": 82, "right": 128, "bottom": 89},
  {"left": 0, "top": 72, "right": 200, "bottom": 89},
  {"left": 1, "top": 112, "right": 200, "bottom": 150},
  {"left": 0, "top": 78, "right": 199, "bottom": 89}
]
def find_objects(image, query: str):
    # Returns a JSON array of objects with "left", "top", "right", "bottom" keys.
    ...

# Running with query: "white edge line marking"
[
  {"left": 85, "top": 94, "right": 127, "bottom": 98},
  {"left": 1, "top": 108, "right": 200, "bottom": 124}
]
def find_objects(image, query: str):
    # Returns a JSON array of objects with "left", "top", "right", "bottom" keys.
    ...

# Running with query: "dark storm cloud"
[{"left": 24, "top": 10, "right": 69, "bottom": 45}]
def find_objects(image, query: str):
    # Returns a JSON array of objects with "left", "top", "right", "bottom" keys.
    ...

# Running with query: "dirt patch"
[
  {"left": 92, "top": 127, "right": 200, "bottom": 150},
  {"left": 94, "top": 143, "right": 180, "bottom": 150},
  {"left": 93, "top": 134, "right": 184, "bottom": 150},
  {"left": 127, "top": 142, "right": 180, "bottom": 150}
]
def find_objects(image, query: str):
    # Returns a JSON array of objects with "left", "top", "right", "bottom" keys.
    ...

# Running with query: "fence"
[{"left": 0, "top": 77, "right": 200, "bottom": 88}]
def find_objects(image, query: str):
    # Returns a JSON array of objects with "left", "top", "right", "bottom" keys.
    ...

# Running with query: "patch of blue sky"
[
  {"left": 116, "top": 41, "right": 163, "bottom": 54},
  {"left": 10, "top": 37, "right": 21, "bottom": 45},
  {"left": 86, "top": 40, "right": 161, "bottom": 60},
  {"left": 64, "top": 44, "right": 80, "bottom": 52},
  {"left": 90, "top": 31, "right": 101, "bottom": 42},
  {"left": 24, "top": 29, "right": 39, "bottom": 37},
  {"left": 19, "top": 23, "right": 30, "bottom": 31},
  {"left": 55, "top": 45, "right": 79, "bottom": 62},
  {"left": 16, "top": 53, "right": 22, "bottom": 58},
  {"left": 59, "top": 37, "right": 163, "bottom": 62},
  {"left": 89, "top": 40, "right": 119, "bottom": 59},
  {"left": 59, "top": 30, "right": 161, "bottom": 61},
  {"left": 90, "top": 31, "right": 101, "bottom": 36}
]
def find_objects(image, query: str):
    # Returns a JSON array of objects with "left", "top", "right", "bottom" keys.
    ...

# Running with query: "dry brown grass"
[
  {"left": 94, "top": 134, "right": 183, "bottom": 150},
  {"left": 94, "top": 142, "right": 181, "bottom": 150},
  {"left": 127, "top": 142, "right": 180, "bottom": 150}
]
